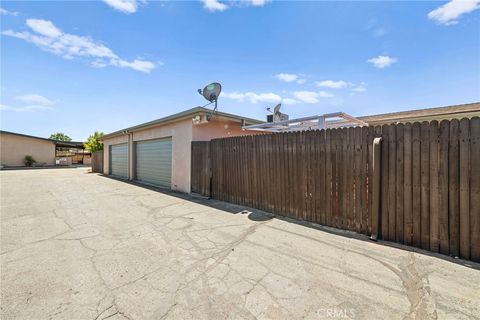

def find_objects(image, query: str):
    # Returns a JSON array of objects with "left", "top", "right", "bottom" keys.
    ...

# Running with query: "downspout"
[{"left": 128, "top": 131, "right": 134, "bottom": 180}]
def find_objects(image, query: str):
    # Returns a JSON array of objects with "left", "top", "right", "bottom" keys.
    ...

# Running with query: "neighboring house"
[
  {"left": 1, "top": 131, "right": 56, "bottom": 167},
  {"left": 359, "top": 102, "right": 480, "bottom": 126},
  {"left": 100, "top": 107, "right": 263, "bottom": 193},
  {"left": 0, "top": 130, "right": 86, "bottom": 167}
]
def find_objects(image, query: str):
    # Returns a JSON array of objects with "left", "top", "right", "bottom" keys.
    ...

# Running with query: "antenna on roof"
[{"left": 197, "top": 82, "right": 222, "bottom": 117}]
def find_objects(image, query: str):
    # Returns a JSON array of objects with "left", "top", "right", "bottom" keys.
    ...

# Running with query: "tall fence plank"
[
  {"left": 459, "top": 118, "right": 470, "bottom": 259},
  {"left": 420, "top": 122, "right": 430, "bottom": 250},
  {"left": 429, "top": 121, "right": 439, "bottom": 252},
  {"left": 381, "top": 125, "right": 390, "bottom": 239},
  {"left": 318, "top": 130, "right": 327, "bottom": 224},
  {"left": 403, "top": 123, "right": 413, "bottom": 246},
  {"left": 396, "top": 124, "right": 405, "bottom": 244},
  {"left": 438, "top": 120, "right": 450, "bottom": 255},
  {"left": 354, "top": 127, "right": 362, "bottom": 233},
  {"left": 388, "top": 125, "right": 397, "bottom": 242},
  {"left": 470, "top": 117, "right": 480, "bottom": 261},
  {"left": 449, "top": 119, "right": 460, "bottom": 257},
  {"left": 412, "top": 123, "right": 422, "bottom": 248},
  {"left": 325, "top": 129, "right": 333, "bottom": 227},
  {"left": 360, "top": 126, "right": 369, "bottom": 233}
]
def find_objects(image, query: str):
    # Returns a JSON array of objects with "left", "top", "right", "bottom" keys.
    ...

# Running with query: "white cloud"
[
  {"left": 428, "top": 0, "right": 480, "bottom": 25},
  {"left": 373, "top": 28, "right": 387, "bottom": 38},
  {"left": 222, "top": 91, "right": 246, "bottom": 100},
  {"left": 294, "top": 91, "right": 318, "bottom": 103},
  {"left": 26, "top": 19, "right": 62, "bottom": 38},
  {"left": 0, "top": 104, "right": 52, "bottom": 113},
  {"left": 246, "top": 92, "right": 281, "bottom": 104},
  {"left": 0, "top": 8, "right": 18, "bottom": 16},
  {"left": 111, "top": 58, "right": 156, "bottom": 73},
  {"left": 317, "top": 91, "right": 334, "bottom": 98},
  {"left": 275, "top": 73, "right": 307, "bottom": 84},
  {"left": 293, "top": 90, "right": 333, "bottom": 104},
  {"left": 202, "top": 0, "right": 229, "bottom": 12},
  {"left": 352, "top": 83, "right": 367, "bottom": 92},
  {"left": 366, "top": 18, "right": 388, "bottom": 38},
  {"left": 275, "top": 73, "right": 297, "bottom": 82},
  {"left": 224, "top": 91, "right": 281, "bottom": 103},
  {"left": 224, "top": 89, "right": 336, "bottom": 105},
  {"left": 247, "top": 0, "right": 268, "bottom": 7},
  {"left": 15, "top": 94, "right": 54, "bottom": 106},
  {"left": 223, "top": 91, "right": 298, "bottom": 105},
  {"left": 202, "top": 0, "right": 269, "bottom": 12},
  {"left": 103, "top": 0, "right": 142, "bottom": 14},
  {"left": 281, "top": 98, "right": 298, "bottom": 105},
  {"left": 315, "top": 80, "right": 349, "bottom": 89},
  {"left": 2, "top": 19, "right": 157, "bottom": 73},
  {"left": 367, "top": 55, "right": 397, "bottom": 68}
]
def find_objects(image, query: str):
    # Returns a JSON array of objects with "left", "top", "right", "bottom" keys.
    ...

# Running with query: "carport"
[{"left": 54, "top": 140, "right": 90, "bottom": 165}]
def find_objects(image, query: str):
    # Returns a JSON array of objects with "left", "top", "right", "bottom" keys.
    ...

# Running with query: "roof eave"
[{"left": 101, "top": 107, "right": 263, "bottom": 140}]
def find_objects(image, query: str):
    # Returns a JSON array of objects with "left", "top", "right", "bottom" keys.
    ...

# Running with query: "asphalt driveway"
[{"left": 1, "top": 168, "right": 479, "bottom": 319}]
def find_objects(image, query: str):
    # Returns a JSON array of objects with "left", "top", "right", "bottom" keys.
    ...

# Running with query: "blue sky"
[{"left": 1, "top": 0, "right": 479, "bottom": 141}]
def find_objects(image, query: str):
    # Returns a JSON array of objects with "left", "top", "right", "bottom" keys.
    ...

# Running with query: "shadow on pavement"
[{"left": 99, "top": 173, "right": 480, "bottom": 271}]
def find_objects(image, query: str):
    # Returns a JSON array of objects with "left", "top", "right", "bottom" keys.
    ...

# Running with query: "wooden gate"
[{"left": 191, "top": 141, "right": 211, "bottom": 196}]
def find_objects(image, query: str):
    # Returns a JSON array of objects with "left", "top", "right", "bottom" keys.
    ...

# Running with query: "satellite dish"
[
  {"left": 199, "top": 82, "right": 222, "bottom": 103},
  {"left": 273, "top": 103, "right": 281, "bottom": 115}
]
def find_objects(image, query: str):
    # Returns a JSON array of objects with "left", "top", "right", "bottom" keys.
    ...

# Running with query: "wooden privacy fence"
[{"left": 191, "top": 118, "right": 480, "bottom": 261}]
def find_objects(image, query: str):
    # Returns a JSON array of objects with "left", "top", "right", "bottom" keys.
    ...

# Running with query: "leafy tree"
[
  {"left": 84, "top": 131, "right": 104, "bottom": 152},
  {"left": 49, "top": 132, "right": 72, "bottom": 141}
]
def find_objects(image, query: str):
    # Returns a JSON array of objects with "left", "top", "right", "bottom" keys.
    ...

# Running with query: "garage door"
[
  {"left": 110, "top": 143, "right": 128, "bottom": 179},
  {"left": 135, "top": 138, "right": 172, "bottom": 188}
]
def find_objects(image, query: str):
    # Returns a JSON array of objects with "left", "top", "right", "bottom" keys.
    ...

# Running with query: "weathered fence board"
[
  {"left": 412, "top": 123, "right": 422, "bottom": 248},
  {"left": 420, "top": 122, "right": 430, "bottom": 250},
  {"left": 470, "top": 117, "right": 480, "bottom": 261},
  {"left": 449, "top": 120, "right": 460, "bottom": 257},
  {"left": 459, "top": 118, "right": 470, "bottom": 259},
  {"left": 388, "top": 125, "right": 397, "bottom": 242},
  {"left": 396, "top": 124, "right": 404, "bottom": 244},
  {"left": 403, "top": 123, "right": 413, "bottom": 246},
  {"left": 429, "top": 121, "right": 439, "bottom": 252},
  {"left": 192, "top": 117, "right": 480, "bottom": 262}
]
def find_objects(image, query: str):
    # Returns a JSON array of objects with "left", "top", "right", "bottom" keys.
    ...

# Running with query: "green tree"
[
  {"left": 84, "top": 131, "right": 104, "bottom": 152},
  {"left": 49, "top": 132, "right": 72, "bottom": 141}
]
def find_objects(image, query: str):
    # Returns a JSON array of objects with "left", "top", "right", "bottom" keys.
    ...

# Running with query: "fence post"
[{"left": 370, "top": 137, "right": 382, "bottom": 241}]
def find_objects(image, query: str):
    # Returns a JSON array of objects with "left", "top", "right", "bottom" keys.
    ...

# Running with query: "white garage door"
[
  {"left": 135, "top": 138, "right": 172, "bottom": 188},
  {"left": 110, "top": 143, "right": 128, "bottom": 179}
]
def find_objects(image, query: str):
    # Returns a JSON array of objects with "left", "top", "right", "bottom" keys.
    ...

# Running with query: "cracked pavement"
[{"left": 1, "top": 168, "right": 479, "bottom": 319}]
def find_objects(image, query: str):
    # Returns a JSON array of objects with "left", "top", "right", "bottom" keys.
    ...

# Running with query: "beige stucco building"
[
  {"left": 0, "top": 131, "right": 56, "bottom": 167},
  {"left": 101, "top": 107, "right": 262, "bottom": 193}
]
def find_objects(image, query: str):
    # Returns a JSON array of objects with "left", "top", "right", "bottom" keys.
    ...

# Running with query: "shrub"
[{"left": 24, "top": 155, "right": 36, "bottom": 167}]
